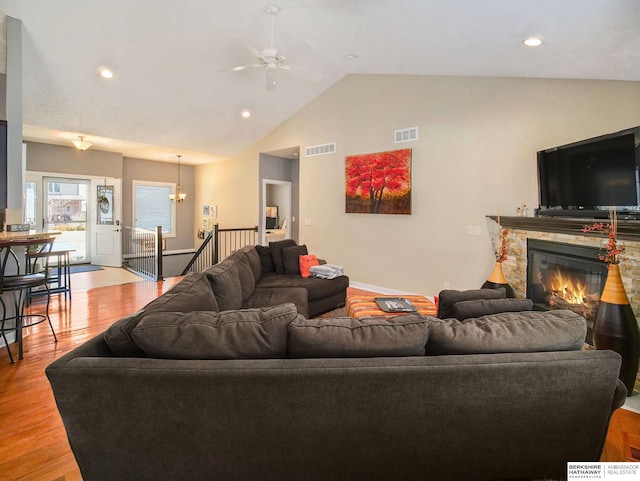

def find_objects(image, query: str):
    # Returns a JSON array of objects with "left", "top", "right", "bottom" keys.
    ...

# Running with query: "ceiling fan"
[{"left": 224, "top": 4, "right": 322, "bottom": 90}]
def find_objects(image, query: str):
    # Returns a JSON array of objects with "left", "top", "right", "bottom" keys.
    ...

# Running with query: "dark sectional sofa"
[
  {"left": 46, "top": 271, "right": 627, "bottom": 481},
  {"left": 207, "top": 241, "right": 349, "bottom": 318}
]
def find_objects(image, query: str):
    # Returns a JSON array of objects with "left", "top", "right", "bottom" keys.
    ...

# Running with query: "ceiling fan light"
[
  {"left": 266, "top": 68, "right": 277, "bottom": 90},
  {"left": 72, "top": 135, "right": 92, "bottom": 151}
]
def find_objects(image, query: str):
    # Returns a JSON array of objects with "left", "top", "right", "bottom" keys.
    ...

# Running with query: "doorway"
[
  {"left": 25, "top": 173, "right": 122, "bottom": 266},
  {"left": 261, "top": 179, "right": 292, "bottom": 245},
  {"left": 258, "top": 148, "right": 300, "bottom": 245}
]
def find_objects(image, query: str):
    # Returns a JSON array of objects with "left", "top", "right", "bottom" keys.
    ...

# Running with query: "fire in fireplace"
[{"left": 526, "top": 239, "right": 609, "bottom": 344}]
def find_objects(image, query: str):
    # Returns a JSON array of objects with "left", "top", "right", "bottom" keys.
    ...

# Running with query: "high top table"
[{"left": 0, "top": 230, "right": 62, "bottom": 241}]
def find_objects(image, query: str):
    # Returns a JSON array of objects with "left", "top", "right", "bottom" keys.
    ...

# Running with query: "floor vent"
[
  {"left": 305, "top": 142, "right": 336, "bottom": 157},
  {"left": 395, "top": 127, "right": 418, "bottom": 143}
]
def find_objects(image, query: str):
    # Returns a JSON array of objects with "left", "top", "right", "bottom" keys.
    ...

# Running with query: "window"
[
  {"left": 132, "top": 180, "right": 176, "bottom": 237},
  {"left": 24, "top": 181, "right": 37, "bottom": 226}
]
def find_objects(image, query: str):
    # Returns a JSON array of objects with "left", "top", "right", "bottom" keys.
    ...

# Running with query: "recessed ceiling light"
[
  {"left": 99, "top": 68, "right": 114, "bottom": 79},
  {"left": 241, "top": 110, "right": 251, "bottom": 118},
  {"left": 523, "top": 37, "right": 544, "bottom": 47},
  {"left": 344, "top": 53, "right": 359, "bottom": 60}
]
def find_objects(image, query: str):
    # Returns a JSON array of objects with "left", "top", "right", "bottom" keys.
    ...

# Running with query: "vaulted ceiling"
[{"left": 1, "top": 0, "right": 639, "bottom": 164}]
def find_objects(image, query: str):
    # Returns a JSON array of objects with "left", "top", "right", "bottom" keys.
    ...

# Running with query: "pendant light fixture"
[
  {"left": 169, "top": 155, "right": 187, "bottom": 203},
  {"left": 72, "top": 135, "right": 92, "bottom": 151}
]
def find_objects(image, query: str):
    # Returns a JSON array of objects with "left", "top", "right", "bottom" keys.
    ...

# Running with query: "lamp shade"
[
  {"left": 72, "top": 136, "right": 92, "bottom": 151},
  {"left": 169, "top": 155, "right": 187, "bottom": 203}
]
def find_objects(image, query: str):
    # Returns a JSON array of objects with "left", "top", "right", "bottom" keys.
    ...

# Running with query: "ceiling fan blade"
[
  {"left": 285, "top": 64, "right": 323, "bottom": 82},
  {"left": 232, "top": 36, "right": 262, "bottom": 57},
  {"left": 280, "top": 41, "right": 315, "bottom": 62},
  {"left": 222, "top": 63, "right": 263, "bottom": 72},
  {"left": 266, "top": 69, "right": 277, "bottom": 90}
]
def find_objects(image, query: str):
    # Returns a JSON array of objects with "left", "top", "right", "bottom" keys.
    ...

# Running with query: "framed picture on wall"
[
  {"left": 345, "top": 148, "right": 412, "bottom": 214},
  {"left": 210, "top": 205, "right": 217, "bottom": 219},
  {"left": 202, "top": 205, "right": 210, "bottom": 216}
]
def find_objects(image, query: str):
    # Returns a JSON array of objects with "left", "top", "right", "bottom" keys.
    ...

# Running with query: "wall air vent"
[
  {"left": 305, "top": 142, "right": 336, "bottom": 157},
  {"left": 395, "top": 127, "right": 418, "bottom": 143}
]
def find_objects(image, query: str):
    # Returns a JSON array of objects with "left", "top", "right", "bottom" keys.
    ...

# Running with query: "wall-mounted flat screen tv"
[{"left": 537, "top": 126, "right": 640, "bottom": 218}]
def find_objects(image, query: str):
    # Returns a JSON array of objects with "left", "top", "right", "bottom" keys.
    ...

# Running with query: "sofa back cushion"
[
  {"left": 207, "top": 251, "right": 257, "bottom": 309},
  {"left": 282, "top": 244, "right": 308, "bottom": 275},
  {"left": 236, "top": 255, "right": 256, "bottom": 302},
  {"left": 244, "top": 245, "right": 262, "bottom": 280},
  {"left": 452, "top": 298, "right": 533, "bottom": 320},
  {"left": 255, "top": 245, "right": 275, "bottom": 273},
  {"left": 104, "top": 272, "right": 218, "bottom": 356},
  {"left": 269, "top": 239, "right": 297, "bottom": 274},
  {"left": 437, "top": 288, "right": 506, "bottom": 319},
  {"left": 288, "top": 313, "right": 430, "bottom": 358},
  {"left": 425, "top": 310, "right": 587, "bottom": 355},
  {"left": 131, "top": 303, "right": 301, "bottom": 359}
]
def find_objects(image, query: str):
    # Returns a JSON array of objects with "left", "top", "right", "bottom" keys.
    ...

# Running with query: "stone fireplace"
[
  {"left": 491, "top": 215, "right": 640, "bottom": 390},
  {"left": 526, "top": 239, "right": 608, "bottom": 344}
]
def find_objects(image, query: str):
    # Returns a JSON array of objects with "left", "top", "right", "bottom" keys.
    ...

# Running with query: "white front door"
[{"left": 90, "top": 178, "right": 122, "bottom": 267}]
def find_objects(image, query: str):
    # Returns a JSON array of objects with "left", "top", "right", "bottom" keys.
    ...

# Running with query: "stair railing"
[
  {"left": 122, "top": 225, "right": 163, "bottom": 281},
  {"left": 181, "top": 225, "right": 258, "bottom": 275}
]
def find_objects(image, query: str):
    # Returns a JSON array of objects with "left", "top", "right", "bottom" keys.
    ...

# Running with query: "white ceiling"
[{"left": 0, "top": 0, "right": 639, "bottom": 165}]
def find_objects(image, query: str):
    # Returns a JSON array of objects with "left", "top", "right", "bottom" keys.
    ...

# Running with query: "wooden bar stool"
[{"left": 0, "top": 238, "right": 58, "bottom": 363}]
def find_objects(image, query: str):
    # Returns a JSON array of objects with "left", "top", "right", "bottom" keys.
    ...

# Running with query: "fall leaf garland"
[
  {"left": 492, "top": 226, "right": 510, "bottom": 263},
  {"left": 582, "top": 209, "right": 625, "bottom": 267}
]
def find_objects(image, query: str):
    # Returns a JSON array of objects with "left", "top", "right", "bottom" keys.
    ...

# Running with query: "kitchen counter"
[{"left": 0, "top": 230, "right": 62, "bottom": 242}]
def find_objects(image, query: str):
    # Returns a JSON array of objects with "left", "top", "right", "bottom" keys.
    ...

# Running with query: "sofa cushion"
[
  {"left": 131, "top": 303, "right": 301, "bottom": 359},
  {"left": 257, "top": 272, "right": 349, "bottom": 302},
  {"left": 104, "top": 272, "right": 218, "bottom": 356},
  {"left": 246, "top": 287, "right": 310, "bottom": 319},
  {"left": 255, "top": 245, "right": 274, "bottom": 273},
  {"left": 425, "top": 310, "right": 587, "bottom": 355},
  {"left": 244, "top": 246, "right": 262, "bottom": 281},
  {"left": 236, "top": 254, "right": 256, "bottom": 302},
  {"left": 288, "top": 312, "right": 429, "bottom": 358},
  {"left": 207, "top": 261, "right": 244, "bottom": 311},
  {"left": 452, "top": 298, "right": 534, "bottom": 320},
  {"left": 269, "top": 239, "right": 297, "bottom": 274},
  {"left": 437, "top": 288, "right": 506, "bottom": 319},
  {"left": 282, "top": 244, "right": 308, "bottom": 275}
]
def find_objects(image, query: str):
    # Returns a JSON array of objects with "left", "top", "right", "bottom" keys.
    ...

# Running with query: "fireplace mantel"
[{"left": 487, "top": 215, "right": 640, "bottom": 241}]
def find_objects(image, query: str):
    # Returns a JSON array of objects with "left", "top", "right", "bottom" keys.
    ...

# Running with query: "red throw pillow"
[{"left": 299, "top": 254, "right": 320, "bottom": 278}]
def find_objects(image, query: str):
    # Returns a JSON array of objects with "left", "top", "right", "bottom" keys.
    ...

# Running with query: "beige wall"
[
  {"left": 194, "top": 153, "right": 259, "bottom": 244},
  {"left": 202, "top": 74, "right": 640, "bottom": 294}
]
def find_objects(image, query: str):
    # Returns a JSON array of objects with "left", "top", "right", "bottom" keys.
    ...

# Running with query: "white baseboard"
[{"left": 348, "top": 281, "right": 416, "bottom": 296}]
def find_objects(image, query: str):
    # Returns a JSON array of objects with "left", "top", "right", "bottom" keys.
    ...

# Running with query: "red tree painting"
[{"left": 345, "top": 148, "right": 411, "bottom": 214}]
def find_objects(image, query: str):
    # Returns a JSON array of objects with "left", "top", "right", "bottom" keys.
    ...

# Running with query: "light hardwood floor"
[
  {"left": 0, "top": 273, "right": 637, "bottom": 480},
  {"left": 0, "top": 271, "right": 183, "bottom": 481}
]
